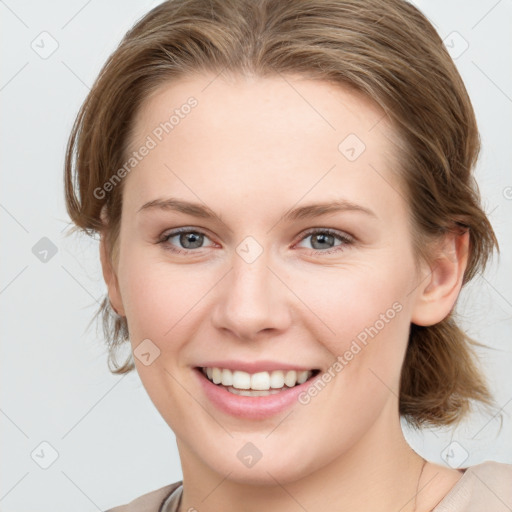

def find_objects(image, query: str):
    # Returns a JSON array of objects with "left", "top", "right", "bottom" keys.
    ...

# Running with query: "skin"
[{"left": 100, "top": 73, "right": 469, "bottom": 512}]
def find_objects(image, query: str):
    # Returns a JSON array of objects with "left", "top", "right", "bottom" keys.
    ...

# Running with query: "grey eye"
[
  {"left": 177, "top": 231, "right": 204, "bottom": 249},
  {"left": 309, "top": 232, "right": 337, "bottom": 250}
]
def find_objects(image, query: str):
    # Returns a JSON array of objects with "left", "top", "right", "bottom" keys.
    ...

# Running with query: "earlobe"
[
  {"left": 411, "top": 230, "right": 470, "bottom": 326},
  {"left": 99, "top": 231, "right": 125, "bottom": 317}
]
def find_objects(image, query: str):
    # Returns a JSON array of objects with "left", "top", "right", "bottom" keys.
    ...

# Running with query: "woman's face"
[{"left": 106, "top": 73, "right": 430, "bottom": 484}]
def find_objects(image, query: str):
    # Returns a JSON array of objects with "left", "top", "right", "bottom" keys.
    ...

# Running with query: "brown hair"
[{"left": 64, "top": 0, "right": 499, "bottom": 427}]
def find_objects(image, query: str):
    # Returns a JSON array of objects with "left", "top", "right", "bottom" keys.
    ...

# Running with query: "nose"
[{"left": 211, "top": 248, "right": 292, "bottom": 341}]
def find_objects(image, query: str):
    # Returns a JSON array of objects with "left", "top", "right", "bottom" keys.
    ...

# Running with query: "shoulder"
[
  {"left": 103, "top": 481, "right": 183, "bottom": 512},
  {"left": 434, "top": 461, "right": 512, "bottom": 512}
]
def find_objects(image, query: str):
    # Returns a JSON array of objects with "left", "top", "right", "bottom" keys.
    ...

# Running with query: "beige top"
[{"left": 104, "top": 461, "right": 512, "bottom": 512}]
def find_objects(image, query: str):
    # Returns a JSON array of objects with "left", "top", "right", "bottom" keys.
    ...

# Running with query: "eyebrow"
[{"left": 137, "top": 197, "right": 377, "bottom": 221}]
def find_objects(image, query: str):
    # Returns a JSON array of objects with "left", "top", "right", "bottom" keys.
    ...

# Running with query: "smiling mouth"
[{"left": 196, "top": 366, "right": 321, "bottom": 396}]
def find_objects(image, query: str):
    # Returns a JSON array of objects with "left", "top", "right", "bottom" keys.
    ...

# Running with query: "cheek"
[
  {"left": 294, "top": 257, "right": 414, "bottom": 380},
  {"left": 117, "top": 245, "right": 218, "bottom": 346},
  {"left": 304, "top": 263, "right": 410, "bottom": 331}
]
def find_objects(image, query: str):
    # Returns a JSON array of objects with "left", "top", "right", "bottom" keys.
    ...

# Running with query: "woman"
[{"left": 64, "top": 0, "right": 512, "bottom": 510}]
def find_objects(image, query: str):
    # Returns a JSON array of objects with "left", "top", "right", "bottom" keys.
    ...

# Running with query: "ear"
[
  {"left": 411, "top": 230, "right": 469, "bottom": 326},
  {"left": 99, "top": 208, "right": 125, "bottom": 317}
]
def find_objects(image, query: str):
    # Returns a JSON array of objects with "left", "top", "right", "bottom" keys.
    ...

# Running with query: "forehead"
[
  {"left": 130, "top": 72, "right": 391, "bottom": 149},
  {"left": 123, "top": 73, "right": 405, "bottom": 222}
]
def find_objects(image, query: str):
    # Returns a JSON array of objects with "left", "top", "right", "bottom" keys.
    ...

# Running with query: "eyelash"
[{"left": 157, "top": 227, "right": 354, "bottom": 256}]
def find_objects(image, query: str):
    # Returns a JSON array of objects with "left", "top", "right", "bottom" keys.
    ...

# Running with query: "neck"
[{"left": 176, "top": 406, "right": 425, "bottom": 512}]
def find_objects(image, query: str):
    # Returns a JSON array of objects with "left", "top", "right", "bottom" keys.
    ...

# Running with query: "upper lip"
[{"left": 196, "top": 360, "right": 320, "bottom": 373}]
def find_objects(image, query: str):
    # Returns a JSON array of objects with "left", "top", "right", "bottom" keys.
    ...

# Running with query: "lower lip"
[{"left": 194, "top": 367, "right": 320, "bottom": 420}]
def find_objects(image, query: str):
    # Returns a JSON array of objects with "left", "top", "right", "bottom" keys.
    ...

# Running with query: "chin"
[{"left": 199, "top": 445, "right": 319, "bottom": 487}]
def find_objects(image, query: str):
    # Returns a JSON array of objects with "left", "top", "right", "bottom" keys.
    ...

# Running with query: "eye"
[
  {"left": 295, "top": 228, "right": 354, "bottom": 254},
  {"left": 158, "top": 227, "right": 354, "bottom": 256},
  {"left": 158, "top": 227, "right": 215, "bottom": 254}
]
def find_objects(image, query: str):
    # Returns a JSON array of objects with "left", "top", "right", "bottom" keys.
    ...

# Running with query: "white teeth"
[
  {"left": 201, "top": 367, "right": 314, "bottom": 390},
  {"left": 251, "top": 371, "right": 270, "bottom": 390},
  {"left": 284, "top": 370, "right": 297, "bottom": 387},
  {"left": 221, "top": 369, "right": 233, "bottom": 386},
  {"left": 232, "top": 370, "right": 251, "bottom": 389},
  {"left": 269, "top": 370, "right": 285, "bottom": 388},
  {"left": 297, "top": 370, "right": 309, "bottom": 384},
  {"left": 212, "top": 367, "right": 222, "bottom": 384}
]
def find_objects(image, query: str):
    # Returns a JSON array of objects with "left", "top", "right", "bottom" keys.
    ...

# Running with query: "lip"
[
  {"left": 194, "top": 367, "right": 321, "bottom": 420},
  {"left": 196, "top": 360, "right": 319, "bottom": 373}
]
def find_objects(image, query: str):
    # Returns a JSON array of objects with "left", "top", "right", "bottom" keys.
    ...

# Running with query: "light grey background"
[{"left": 1, "top": 1, "right": 511, "bottom": 510}]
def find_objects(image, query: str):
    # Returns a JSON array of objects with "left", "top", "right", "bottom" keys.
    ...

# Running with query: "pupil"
[
  {"left": 181, "top": 232, "right": 203, "bottom": 249},
  {"left": 312, "top": 233, "right": 334, "bottom": 249}
]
